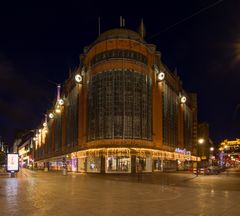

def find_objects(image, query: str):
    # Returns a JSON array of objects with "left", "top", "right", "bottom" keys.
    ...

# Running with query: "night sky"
[{"left": 0, "top": 0, "right": 240, "bottom": 145}]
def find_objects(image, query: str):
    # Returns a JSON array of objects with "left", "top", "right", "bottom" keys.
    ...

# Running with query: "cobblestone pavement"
[{"left": 0, "top": 168, "right": 240, "bottom": 216}]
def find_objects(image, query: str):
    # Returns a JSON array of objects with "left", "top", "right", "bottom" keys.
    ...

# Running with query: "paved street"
[{"left": 1, "top": 168, "right": 240, "bottom": 216}]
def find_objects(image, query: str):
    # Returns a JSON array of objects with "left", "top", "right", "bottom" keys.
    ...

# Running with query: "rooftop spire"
[{"left": 139, "top": 18, "right": 146, "bottom": 39}]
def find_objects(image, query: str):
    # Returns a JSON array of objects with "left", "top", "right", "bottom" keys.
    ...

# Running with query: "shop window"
[
  {"left": 78, "top": 157, "right": 86, "bottom": 172},
  {"left": 153, "top": 158, "right": 162, "bottom": 171},
  {"left": 106, "top": 156, "right": 131, "bottom": 173},
  {"left": 136, "top": 156, "right": 152, "bottom": 172},
  {"left": 86, "top": 157, "right": 101, "bottom": 173}
]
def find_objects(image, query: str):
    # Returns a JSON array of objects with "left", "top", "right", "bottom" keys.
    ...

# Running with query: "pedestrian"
[{"left": 196, "top": 167, "right": 199, "bottom": 177}]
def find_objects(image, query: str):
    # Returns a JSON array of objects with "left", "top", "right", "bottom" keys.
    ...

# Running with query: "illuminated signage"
[
  {"left": 7, "top": 154, "right": 19, "bottom": 172},
  {"left": 175, "top": 148, "right": 191, "bottom": 156}
]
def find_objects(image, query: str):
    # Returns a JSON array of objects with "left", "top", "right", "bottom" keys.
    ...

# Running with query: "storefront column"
[
  {"left": 100, "top": 155, "right": 105, "bottom": 174},
  {"left": 161, "top": 159, "right": 164, "bottom": 172},
  {"left": 131, "top": 155, "right": 136, "bottom": 173}
]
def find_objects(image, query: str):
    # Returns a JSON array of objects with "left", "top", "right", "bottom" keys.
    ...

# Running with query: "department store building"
[{"left": 34, "top": 27, "right": 199, "bottom": 173}]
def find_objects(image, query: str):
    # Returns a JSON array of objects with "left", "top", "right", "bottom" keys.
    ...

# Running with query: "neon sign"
[{"left": 175, "top": 148, "right": 191, "bottom": 155}]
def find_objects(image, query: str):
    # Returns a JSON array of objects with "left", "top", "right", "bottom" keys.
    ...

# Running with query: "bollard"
[{"left": 62, "top": 168, "right": 67, "bottom": 176}]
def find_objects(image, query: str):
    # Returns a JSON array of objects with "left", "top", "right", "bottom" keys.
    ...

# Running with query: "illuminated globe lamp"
[
  {"left": 157, "top": 71, "right": 165, "bottom": 81},
  {"left": 58, "top": 98, "right": 64, "bottom": 106},
  {"left": 75, "top": 74, "right": 82, "bottom": 83},
  {"left": 49, "top": 112, "right": 54, "bottom": 119},
  {"left": 198, "top": 138, "right": 204, "bottom": 144},
  {"left": 180, "top": 96, "right": 187, "bottom": 104},
  {"left": 42, "top": 122, "right": 48, "bottom": 133},
  {"left": 153, "top": 64, "right": 165, "bottom": 82}
]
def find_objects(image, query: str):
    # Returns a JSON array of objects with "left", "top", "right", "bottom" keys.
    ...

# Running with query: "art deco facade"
[{"left": 34, "top": 28, "right": 198, "bottom": 173}]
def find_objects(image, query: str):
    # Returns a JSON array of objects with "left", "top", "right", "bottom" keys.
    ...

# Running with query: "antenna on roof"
[
  {"left": 120, "top": 16, "right": 123, "bottom": 27},
  {"left": 98, "top": 17, "right": 101, "bottom": 36},
  {"left": 57, "top": 84, "right": 61, "bottom": 101},
  {"left": 120, "top": 16, "right": 125, "bottom": 28}
]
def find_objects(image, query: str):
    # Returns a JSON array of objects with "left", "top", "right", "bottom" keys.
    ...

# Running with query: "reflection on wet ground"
[{"left": 0, "top": 168, "right": 240, "bottom": 216}]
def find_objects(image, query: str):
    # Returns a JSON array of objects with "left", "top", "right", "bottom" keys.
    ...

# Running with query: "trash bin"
[
  {"left": 44, "top": 167, "right": 48, "bottom": 172},
  {"left": 62, "top": 168, "right": 67, "bottom": 176}
]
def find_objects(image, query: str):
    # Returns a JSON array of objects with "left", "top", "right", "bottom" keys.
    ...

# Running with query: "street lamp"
[
  {"left": 210, "top": 147, "right": 214, "bottom": 166},
  {"left": 196, "top": 138, "right": 205, "bottom": 176},
  {"left": 197, "top": 138, "right": 205, "bottom": 160},
  {"left": 198, "top": 138, "right": 204, "bottom": 145}
]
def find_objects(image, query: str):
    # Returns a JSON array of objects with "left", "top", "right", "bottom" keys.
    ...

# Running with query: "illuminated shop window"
[
  {"left": 78, "top": 157, "right": 86, "bottom": 172},
  {"left": 49, "top": 160, "right": 63, "bottom": 171},
  {"left": 86, "top": 157, "right": 101, "bottom": 173},
  {"left": 153, "top": 158, "right": 162, "bottom": 171},
  {"left": 106, "top": 156, "right": 131, "bottom": 173},
  {"left": 136, "top": 156, "right": 152, "bottom": 172}
]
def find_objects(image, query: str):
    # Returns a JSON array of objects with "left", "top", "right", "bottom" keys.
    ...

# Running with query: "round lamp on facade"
[
  {"left": 157, "top": 72, "right": 165, "bottom": 81},
  {"left": 180, "top": 96, "right": 187, "bottom": 104},
  {"left": 58, "top": 99, "right": 64, "bottom": 105},
  {"left": 75, "top": 74, "right": 82, "bottom": 83},
  {"left": 198, "top": 138, "right": 204, "bottom": 144},
  {"left": 49, "top": 112, "right": 54, "bottom": 119}
]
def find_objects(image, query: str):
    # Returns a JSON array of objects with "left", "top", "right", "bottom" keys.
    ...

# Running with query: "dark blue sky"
[{"left": 0, "top": 0, "right": 240, "bottom": 145}]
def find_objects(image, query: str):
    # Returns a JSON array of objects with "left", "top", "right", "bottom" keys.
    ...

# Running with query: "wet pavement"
[{"left": 0, "top": 168, "right": 240, "bottom": 216}]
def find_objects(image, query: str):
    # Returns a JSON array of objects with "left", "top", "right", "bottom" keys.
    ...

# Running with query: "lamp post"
[
  {"left": 210, "top": 147, "right": 214, "bottom": 166},
  {"left": 196, "top": 138, "right": 204, "bottom": 176}
]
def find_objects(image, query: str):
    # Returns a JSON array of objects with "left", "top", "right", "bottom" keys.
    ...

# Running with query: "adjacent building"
[
  {"left": 13, "top": 130, "right": 34, "bottom": 168},
  {"left": 219, "top": 138, "right": 240, "bottom": 167},
  {"left": 34, "top": 27, "right": 199, "bottom": 173}
]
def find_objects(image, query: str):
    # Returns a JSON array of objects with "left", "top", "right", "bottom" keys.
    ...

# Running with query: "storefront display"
[
  {"left": 86, "top": 157, "right": 101, "bottom": 173},
  {"left": 153, "top": 158, "right": 162, "bottom": 171},
  {"left": 136, "top": 156, "right": 152, "bottom": 172},
  {"left": 78, "top": 157, "right": 86, "bottom": 172},
  {"left": 106, "top": 156, "right": 131, "bottom": 173}
]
